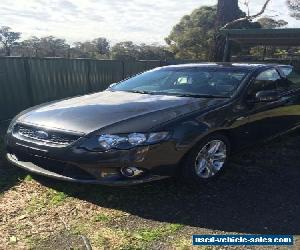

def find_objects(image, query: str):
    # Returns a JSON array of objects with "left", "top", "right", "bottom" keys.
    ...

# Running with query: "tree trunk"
[{"left": 210, "top": 0, "right": 241, "bottom": 62}]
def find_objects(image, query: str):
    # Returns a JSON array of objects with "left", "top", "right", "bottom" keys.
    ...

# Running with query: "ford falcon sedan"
[{"left": 5, "top": 63, "right": 300, "bottom": 186}]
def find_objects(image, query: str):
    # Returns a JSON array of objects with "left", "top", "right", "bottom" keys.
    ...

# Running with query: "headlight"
[{"left": 83, "top": 132, "right": 169, "bottom": 151}]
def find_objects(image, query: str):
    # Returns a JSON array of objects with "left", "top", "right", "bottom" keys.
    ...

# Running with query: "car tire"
[{"left": 181, "top": 133, "right": 231, "bottom": 187}]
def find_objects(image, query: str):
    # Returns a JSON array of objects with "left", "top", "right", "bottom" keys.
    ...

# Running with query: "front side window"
[
  {"left": 247, "top": 69, "right": 280, "bottom": 99},
  {"left": 112, "top": 67, "right": 250, "bottom": 97}
]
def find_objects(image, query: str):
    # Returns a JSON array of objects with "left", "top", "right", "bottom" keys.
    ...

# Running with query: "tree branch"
[
  {"left": 222, "top": 0, "right": 272, "bottom": 29},
  {"left": 251, "top": 0, "right": 272, "bottom": 19}
]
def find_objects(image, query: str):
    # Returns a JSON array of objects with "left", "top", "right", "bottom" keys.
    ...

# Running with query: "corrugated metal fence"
[{"left": 0, "top": 57, "right": 202, "bottom": 121}]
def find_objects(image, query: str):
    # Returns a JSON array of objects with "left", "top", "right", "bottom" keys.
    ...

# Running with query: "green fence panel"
[
  {"left": 28, "top": 58, "right": 89, "bottom": 104},
  {"left": 89, "top": 60, "right": 123, "bottom": 92},
  {"left": 142, "top": 60, "right": 161, "bottom": 70},
  {"left": 123, "top": 60, "right": 161, "bottom": 78},
  {"left": 0, "top": 57, "right": 32, "bottom": 121}
]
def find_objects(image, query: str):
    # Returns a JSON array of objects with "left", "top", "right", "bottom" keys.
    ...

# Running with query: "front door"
[{"left": 243, "top": 68, "right": 291, "bottom": 141}]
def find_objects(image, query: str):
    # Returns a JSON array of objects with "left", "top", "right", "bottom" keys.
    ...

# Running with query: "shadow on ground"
[
  {"left": 0, "top": 122, "right": 26, "bottom": 194},
  {"left": 36, "top": 131, "right": 300, "bottom": 235}
]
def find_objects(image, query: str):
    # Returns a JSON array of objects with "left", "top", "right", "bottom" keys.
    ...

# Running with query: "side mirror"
[{"left": 255, "top": 90, "right": 280, "bottom": 102}]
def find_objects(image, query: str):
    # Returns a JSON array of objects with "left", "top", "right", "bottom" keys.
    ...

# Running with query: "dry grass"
[
  {"left": 0, "top": 178, "right": 185, "bottom": 249},
  {"left": 0, "top": 122, "right": 299, "bottom": 249}
]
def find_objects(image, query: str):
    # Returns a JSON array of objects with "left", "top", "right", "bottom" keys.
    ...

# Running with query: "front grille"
[{"left": 13, "top": 124, "right": 81, "bottom": 146}]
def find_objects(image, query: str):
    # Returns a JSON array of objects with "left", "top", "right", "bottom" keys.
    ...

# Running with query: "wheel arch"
[
  {"left": 177, "top": 129, "right": 235, "bottom": 171},
  {"left": 193, "top": 129, "right": 236, "bottom": 152}
]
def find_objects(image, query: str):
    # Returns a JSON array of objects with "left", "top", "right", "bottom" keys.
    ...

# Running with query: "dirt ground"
[{"left": 0, "top": 122, "right": 299, "bottom": 249}]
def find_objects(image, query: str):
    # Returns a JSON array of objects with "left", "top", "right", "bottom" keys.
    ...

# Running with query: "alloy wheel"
[{"left": 194, "top": 140, "right": 227, "bottom": 179}]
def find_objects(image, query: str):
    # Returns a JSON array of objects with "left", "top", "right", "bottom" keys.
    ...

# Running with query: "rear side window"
[{"left": 279, "top": 66, "right": 300, "bottom": 91}]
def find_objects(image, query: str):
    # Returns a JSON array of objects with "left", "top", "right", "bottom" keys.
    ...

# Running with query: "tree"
[
  {"left": 211, "top": 0, "right": 245, "bottom": 61},
  {"left": 257, "top": 17, "right": 288, "bottom": 28},
  {"left": 287, "top": 0, "right": 300, "bottom": 19},
  {"left": 39, "top": 36, "right": 70, "bottom": 57},
  {"left": 215, "top": 0, "right": 242, "bottom": 28},
  {"left": 20, "top": 36, "right": 41, "bottom": 57},
  {"left": 111, "top": 41, "right": 173, "bottom": 60},
  {"left": 111, "top": 41, "right": 140, "bottom": 60},
  {"left": 72, "top": 41, "right": 97, "bottom": 58},
  {"left": 165, "top": 4, "right": 259, "bottom": 60},
  {"left": 0, "top": 26, "right": 21, "bottom": 56},
  {"left": 70, "top": 38, "right": 110, "bottom": 59},
  {"left": 15, "top": 36, "right": 70, "bottom": 58},
  {"left": 138, "top": 43, "right": 173, "bottom": 60},
  {"left": 211, "top": 0, "right": 271, "bottom": 61},
  {"left": 165, "top": 6, "right": 217, "bottom": 60},
  {"left": 92, "top": 37, "right": 110, "bottom": 56},
  {"left": 222, "top": 0, "right": 272, "bottom": 29}
]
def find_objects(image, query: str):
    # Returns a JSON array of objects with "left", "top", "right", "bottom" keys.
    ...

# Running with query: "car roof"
[{"left": 160, "top": 62, "right": 291, "bottom": 70}]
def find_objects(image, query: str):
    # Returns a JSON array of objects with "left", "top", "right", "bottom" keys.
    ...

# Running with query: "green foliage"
[
  {"left": 93, "top": 213, "right": 111, "bottom": 222},
  {"left": 111, "top": 41, "right": 173, "bottom": 60},
  {"left": 26, "top": 189, "right": 68, "bottom": 212},
  {"left": 0, "top": 26, "right": 21, "bottom": 56},
  {"left": 48, "top": 189, "right": 68, "bottom": 205},
  {"left": 137, "top": 43, "right": 174, "bottom": 60},
  {"left": 20, "top": 36, "right": 41, "bottom": 57},
  {"left": 248, "top": 46, "right": 296, "bottom": 60},
  {"left": 19, "top": 36, "right": 70, "bottom": 57},
  {"left": 92, "top": 37, "right": 110, "bottom": 55},
  {"left": 274, "top": 48, "right": 289, "bottom": 58},
  {"left": 111, "top": 41, "right": 140, "bottom": 61},
  {"left": 165, "top": 4, "right": 260, "bottom": 60},
  {"left": 71, "top": 37, "right": 111, "bottom": 59},
  {"left": 5, "top": 25, "right": 170, "bottom": 60},
  {"left": 257, "top": 16, "right": 288, "bottom": 28},
  {"left": 39, "top": 36, "right": 70, "bottom": 57},
  {"left": 72, "top": 41, "right": 102, "bottom": 59},
  {"left": 24, "top": 175, "right": 33, "bottom": 182},
  {"left": 165, "top": 6, "right": 217, "bottom": 60},
  {"left": 287, "top": 0, "right": 300, "bottom": 19},
  {"left": 19, "top": 36, "right": 172, "bottom": 60},
  {"left": 133, "top": 224, "right": 183, "bottom": 242},
  {"left": 249, "top": 46, "right": 264, "bottom": 58}
]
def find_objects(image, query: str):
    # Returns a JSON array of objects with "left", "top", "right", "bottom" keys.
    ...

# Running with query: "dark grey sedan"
[{"left": 5, "top": 63, "right": 300, "bottom": 186}]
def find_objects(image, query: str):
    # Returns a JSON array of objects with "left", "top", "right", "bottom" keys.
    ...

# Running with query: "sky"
[{"left": 0, "top": 0, "right": 299, "bottom": 45}]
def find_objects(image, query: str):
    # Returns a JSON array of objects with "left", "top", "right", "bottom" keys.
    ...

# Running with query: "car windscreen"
[{"left": 111, "top": 67, "right": 250, "bottom": 97}]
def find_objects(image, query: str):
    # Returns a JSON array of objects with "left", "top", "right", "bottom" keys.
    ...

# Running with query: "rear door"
[{"left": 276, "top": 65, "right": 300, "bottom": 130}]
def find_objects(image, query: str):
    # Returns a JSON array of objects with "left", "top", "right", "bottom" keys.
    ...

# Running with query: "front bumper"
[
  {"left": 6, "top": 153, "right": 167, "bottom": 186},
  {"left": 6, "top": 132, "right": 187, "bottom": 186}
]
